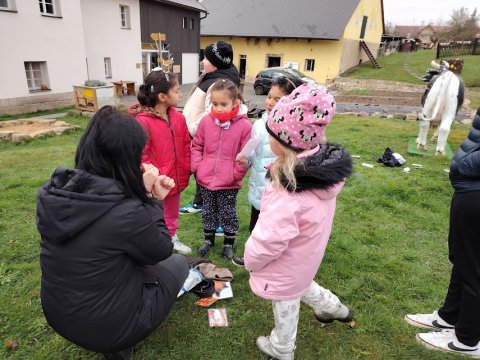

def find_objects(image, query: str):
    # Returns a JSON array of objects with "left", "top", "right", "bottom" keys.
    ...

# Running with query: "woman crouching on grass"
[{"left": 36, "top": 106, "right": 188, "bottom": 360}]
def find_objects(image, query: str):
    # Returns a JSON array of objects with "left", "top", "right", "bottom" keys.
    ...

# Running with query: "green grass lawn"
[
  {"left": 344, "top": 49, "right": 480, "bottom": 110},
  {"left": 0, "top": 113, "right": 472, "bottom": 359}
]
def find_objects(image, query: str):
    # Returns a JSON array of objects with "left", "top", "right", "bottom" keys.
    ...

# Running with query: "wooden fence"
[{"left": 436, "top": 39, "right": 480, "bottom": 59}]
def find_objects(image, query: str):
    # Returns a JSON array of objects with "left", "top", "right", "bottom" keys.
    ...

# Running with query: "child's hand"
[
  {"left": 141, "top": 163, "right": 158, "bottom": 174},
  {"left": 152, "top": 175, "right": 175, "bottom": 200},
  {"left": 143, "top": 167, "right": 158, "bottom": 193},
  {"left": 235, "top": 153, "right": 248, "bottom": 167}
]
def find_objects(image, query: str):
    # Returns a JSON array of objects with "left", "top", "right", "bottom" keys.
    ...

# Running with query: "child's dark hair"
[
  {"left": 137, "top": 69, "right": 177, "bottom": 107},
  {"left": 210, "top": 79, "right": 244, "bottom": 103},
  {"left": 273, "top": 76, "right": 297, "bottom": 95}
]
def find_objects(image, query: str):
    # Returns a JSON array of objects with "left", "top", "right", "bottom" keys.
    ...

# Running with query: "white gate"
[{"left": 181, "top": 53, "right": 199, "bottom": 84}]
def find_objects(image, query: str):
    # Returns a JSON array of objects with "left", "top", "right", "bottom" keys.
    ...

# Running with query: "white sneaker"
[
  {"left": 171, "top": 234, "right": 192, "bottom": 254},
  {"left": 404, "top": 310, "right": 454, "bottom": 330},
  {"left": 315, "top": 304, "right": 354, "bottom": 323},
  {"left": 416, "top": 331, "right": 480, "bottom": 358},
  {"left": 256, "top": 336, "right": 295, "bottom": 360}
]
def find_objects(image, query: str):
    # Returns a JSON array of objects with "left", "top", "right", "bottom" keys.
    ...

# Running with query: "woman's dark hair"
[
  {"left": 75, "top": 106, "right": 151, "bottom": 204},
  {"left": 137, "top": 69, "right": 177, "bottom": 107},
  {"left": 273, "top": 76, "right": 297, "bottom": 95},
  {"left": 210, "top": 78, "right": 244, "bottom": 103}
]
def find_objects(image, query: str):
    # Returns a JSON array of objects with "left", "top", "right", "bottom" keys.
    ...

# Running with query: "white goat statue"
[{"left": 416, "top": 60, "right": 465, "bottom": 155}]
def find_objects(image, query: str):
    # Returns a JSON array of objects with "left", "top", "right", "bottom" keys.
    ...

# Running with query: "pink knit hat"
[{"left": 266, "top": 82, "right": 336, "bottom": 151}]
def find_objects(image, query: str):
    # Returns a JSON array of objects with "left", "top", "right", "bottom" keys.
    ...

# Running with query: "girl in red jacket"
[
  {"left": 129, "top": 69, "right": 192, "bottom": 254},
  {"left": 191, "top": 79, "right": 252, "bottom": 259}
]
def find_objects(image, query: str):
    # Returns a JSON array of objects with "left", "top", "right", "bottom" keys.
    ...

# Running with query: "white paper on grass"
[
  {"left": 212, "top": 281, "right": 233, "bottom": 300},
  {"left": 238, "top": 138, "right": 261, "bottom": 158}
]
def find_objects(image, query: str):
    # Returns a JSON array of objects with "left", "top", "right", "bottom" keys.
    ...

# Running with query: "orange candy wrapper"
[{"left": 195, "top": 297, "right": 218, "bottom": 307}]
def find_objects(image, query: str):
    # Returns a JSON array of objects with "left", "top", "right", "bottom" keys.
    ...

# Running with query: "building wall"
[
  {"left": 81, "top": 0, "right": 143, "bottom": 85},
  {"left": 140, "top": 0, "right": 201, "bottom": 83},
  {"left": 339, "top": 0, "right": 383, "bottom": 74},
  {"left": 0, "top": 0, "right": 87, "bottom": 100},
  {"left": 201, "top": 36, "right": 343, "bottom": 84}
]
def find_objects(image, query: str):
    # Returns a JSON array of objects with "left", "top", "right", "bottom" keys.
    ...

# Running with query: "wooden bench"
[{"left": 112, "top": 81, "right": 136, "bottom": 97}]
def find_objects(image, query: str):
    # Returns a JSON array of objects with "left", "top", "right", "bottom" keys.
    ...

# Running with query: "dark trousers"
[
  {"left": 199, "top": 186, "right": 239, "bottom": 233},
  {"left": 438, "top": 191, "right": 480, "bottom": 346},
  {"left": 249, "top": 206, "right": 260, "bottom": 233},
  {"left": 193, "top": 181, "right": 203, "bottom": 206}
]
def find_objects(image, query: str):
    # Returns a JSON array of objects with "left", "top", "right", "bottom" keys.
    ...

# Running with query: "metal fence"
[{"left": 436, "top": 39, "right": 480, "bottom": 58}]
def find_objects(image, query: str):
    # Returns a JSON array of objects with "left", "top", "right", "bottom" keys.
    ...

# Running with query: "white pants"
[{"left": 270, "top": 281, "right": 344, "bottom": 353}]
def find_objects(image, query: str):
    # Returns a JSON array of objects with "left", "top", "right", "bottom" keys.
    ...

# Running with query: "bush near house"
[{"left": 0, "top": 112, "right": 471, "bottom": 359}]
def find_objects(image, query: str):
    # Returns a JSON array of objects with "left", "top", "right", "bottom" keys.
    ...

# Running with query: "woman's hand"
[
  {"left": 235, "top": 153, "right": 248, "bottom": 167},
  {"left": 152, "top": 175, "right": 175, "bottom": 200},
  {"left": 142, "top": 165, "right": 159, "bottom": 193}
]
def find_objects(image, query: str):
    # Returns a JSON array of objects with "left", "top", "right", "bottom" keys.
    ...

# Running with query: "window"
[
  {"left": 0, "top": 0, "right": 17, "bottom": 11},
  {"left": 104, "top": 57, "right": 112, "bottom": 78},
  {"left": 304, "top": 59, "right": 315, "bottom": 72},
  {"left": 24, "top": 61, "right": 50, "bottom": 91},
  {"left": 39, "top": 0, "right": 60, "bottom": 16},
  {"left": 182, "top": 17, "right": 187, "bottom": 29},
  {"left": 190, "top": 18, "right": 194, "bottom": 30},
  {"left": 120, "top": 5, "right": 130, "bottom": 29}
]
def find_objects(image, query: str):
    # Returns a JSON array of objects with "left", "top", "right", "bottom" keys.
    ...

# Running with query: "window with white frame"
[
  {"left": 104, "top": 57, "right": 112, "bottom": 78},
  {"left": 0, "top": 0, "right": 17, "bottom": 11},
  {"left": 39, "top": 0, "right": 60, "bottom": 16},
  {"left": 182, "top": 17, "right": 187, "bottom": 29},
  {"left": 120, "top": 5, "right": 130, "bottom": 29},
  {"left": 304, "top": 59, "right": 315, "bottom": 72},
  {"left": 24, "top": 61, "right": 50, "bottom": 91}
]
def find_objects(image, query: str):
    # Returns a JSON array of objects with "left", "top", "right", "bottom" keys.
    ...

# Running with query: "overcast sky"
[{"left": 383, "top": 0, "right": 479, "bottom": 26}]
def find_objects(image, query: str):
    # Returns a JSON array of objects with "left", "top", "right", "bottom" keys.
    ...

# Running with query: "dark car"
[{"left": 253, "top": 68, "right": 305, "bottom": 95}]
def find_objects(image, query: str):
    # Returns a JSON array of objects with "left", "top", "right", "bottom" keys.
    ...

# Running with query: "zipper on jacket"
[
  {"left": 210, "top": 127, "right": 224, "bottom": 188},
  {"left": 163, "top": 113, "right": 180, "bottom": 191}
]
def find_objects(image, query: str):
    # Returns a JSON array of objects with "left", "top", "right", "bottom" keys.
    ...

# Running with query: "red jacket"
[{"left": 129, "top": 104, "right": 191, "bottom": 194}]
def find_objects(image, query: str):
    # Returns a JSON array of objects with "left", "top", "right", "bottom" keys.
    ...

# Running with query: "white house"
[{"left": 0, "top": 0, "right": 143, "bottom": 115}]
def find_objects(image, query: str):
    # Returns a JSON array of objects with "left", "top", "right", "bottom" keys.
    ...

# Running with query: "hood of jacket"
[
  {"left": 199, "top": 66, "right": 240, "bottom": 92},
  {"left": 36, "top": 168, "right": 126, "bottom": 244},
  {"left": 270, "top": 143, "right": 353, "bottom": 193}
]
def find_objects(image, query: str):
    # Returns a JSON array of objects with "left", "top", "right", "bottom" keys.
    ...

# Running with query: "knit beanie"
[
  {"left": 204, "top": 41, "right": 233, "bottom": 69},
  {"left": 266, "top": 82, "right": 336, "bottom": 151}
]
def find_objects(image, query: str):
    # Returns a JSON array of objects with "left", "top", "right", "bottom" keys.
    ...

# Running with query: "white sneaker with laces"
[
  {"left": 404, "top": 310, "right": 454, "bottom": 330},
  {"left": 256, "top": 336, "right": 295, "bottom": 360},
  {"left": 171, "top": 234, "right": 192, "bottom": 254},
  {"left": 416, "top": 331, "right": 480, "bottom": 358}
]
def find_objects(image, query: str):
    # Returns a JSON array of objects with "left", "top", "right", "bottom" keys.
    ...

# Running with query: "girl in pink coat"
[
  {"left": 191, "top": 79, "right": 252, "bottom": 259},
  {"left": 244, "top": 83, "right": 354, "bottom": 360}
]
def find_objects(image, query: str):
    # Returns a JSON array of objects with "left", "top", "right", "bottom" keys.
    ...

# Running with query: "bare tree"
[
  {"left": 446, "top": 7, "right": 479, "bottom": 41},
  {"left": 384, "top": 21, "right": 395, "bottom": 35}
]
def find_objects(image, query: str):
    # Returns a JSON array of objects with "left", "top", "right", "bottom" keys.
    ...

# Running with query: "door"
[
  {"left": 239, "top": 55, "right": 247, "bottom": 79},
  {"left": 360, "top": 16, "right": 368, "bottom": 39},
  {"left": 181, "top": 53, "right": 200, "bottom": 84}
]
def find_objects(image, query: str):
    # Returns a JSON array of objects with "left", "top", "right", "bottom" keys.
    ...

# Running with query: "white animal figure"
[{"left": 416, "top": 60, "right": 464, "bottom": 155}]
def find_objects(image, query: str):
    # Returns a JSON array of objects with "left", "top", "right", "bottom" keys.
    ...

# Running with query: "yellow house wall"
[
  {"left": 201, "top": 36, "right": 343, "bottom": 84},
  {"left": 338, "top": 0, "right": 384, "bottom": 74}
]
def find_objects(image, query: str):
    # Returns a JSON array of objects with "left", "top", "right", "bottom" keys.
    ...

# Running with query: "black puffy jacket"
[
  {"left": 37, "top": 168, "right": 174, "bottom": 352},
  {"left": 450, "top": 107, "right": 480, "bottom": 192}
]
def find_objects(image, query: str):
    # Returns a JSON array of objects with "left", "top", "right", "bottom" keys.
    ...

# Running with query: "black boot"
[
  {"left": 103, "top": 347, "right": 133, "bottom": 360},
  {"left": 199, "top": 229, "right": 215, "bottom": 257},
  {"left": 222, "top": 232, "right": 236, "bottom": 260}
]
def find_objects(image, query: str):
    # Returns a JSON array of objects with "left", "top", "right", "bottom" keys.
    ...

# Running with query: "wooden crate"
[{"left": 73, "top": 85, "right": 116, "bottom": 112}]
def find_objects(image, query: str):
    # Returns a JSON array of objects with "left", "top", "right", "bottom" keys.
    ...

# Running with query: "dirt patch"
[
  {"left": 0, "top": 119, "right": 79, "bottom": 142},
  {"left": 335, "top": 93, "right": 420, "bottom": 107}
]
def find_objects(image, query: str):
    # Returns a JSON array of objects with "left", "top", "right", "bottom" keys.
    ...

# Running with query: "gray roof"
[
  {"left": 152, "top": 0, "right": 208, "bottom": 13},
  {"left": 200, "top": 0, "right": 361, "bottom": 40}
]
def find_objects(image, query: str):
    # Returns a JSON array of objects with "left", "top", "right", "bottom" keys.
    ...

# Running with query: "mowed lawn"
[
  {"left": 344, "top": 48, "right": 480, "bottom": 111},
  {"left": 0, "top": 112, "right": 472, "bottom": 359}
]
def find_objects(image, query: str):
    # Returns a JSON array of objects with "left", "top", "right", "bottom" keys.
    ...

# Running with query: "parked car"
[{"left": 253, "top": 68, "right": 306, "bottom": 95}]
